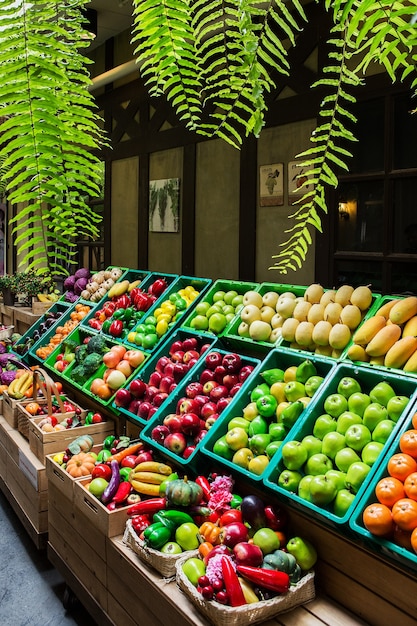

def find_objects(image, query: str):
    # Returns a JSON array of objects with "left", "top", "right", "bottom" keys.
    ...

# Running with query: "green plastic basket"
[
  {"left": 262, "top": 361, "right": 417, "bottom": 528},
  {"left": 200, "top": 347, "right": 337, "bottom": 483}
]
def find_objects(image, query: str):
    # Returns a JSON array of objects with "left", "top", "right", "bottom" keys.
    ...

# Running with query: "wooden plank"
[
  {"left": 107, "top": 595, "right": 139, "bottom": 626},
  {"left": 0, "top": 476, "right": 47, "bottom": 550}
]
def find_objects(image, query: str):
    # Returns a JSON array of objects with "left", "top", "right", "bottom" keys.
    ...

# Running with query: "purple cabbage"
[
  {"left": 1, "top": 370, "right": 17, "bottom": 386},
  {"left": 63, "top": 275, "right": 76, "bottom": 290},
  {"left": 64, "top": 291, "right": 79, "bottom": 303},
  {"left": 74, "top": 268, "right": 90, "bottom": 280},
  {"left": 74, "top": 277, "right": 88, "bottom": 295}
]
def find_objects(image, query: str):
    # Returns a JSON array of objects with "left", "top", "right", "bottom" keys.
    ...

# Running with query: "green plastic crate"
[
  {"left": 224, "top": 282, "right": 305, "bottom": 351},
  {"left": 349, "top": 407, "right": 417, "bottom": 573},
  {"left": 43, "top": 326, "right": 101, "bottom": 382},
  {"left": 115, "top": 327, "right": 218, "bottom": 426},
  {"left": 262, "top": 361, "right": 417, "bottom": 528},
  {"left": 139, "top": 347, "right": 261, "bottom": 473},
  {"left": 180, "top": 279, "right": 259, "bottom": 337},
  {"left": 200, "top": 347, "right": 337, "bottom": 483}
]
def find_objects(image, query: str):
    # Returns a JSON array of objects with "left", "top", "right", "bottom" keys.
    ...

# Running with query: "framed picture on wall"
[
  {"left": 288, "top": 160, "right": 313, "bottom": 205},
  {"left": 259, "top": 163, "right": 284, "bottom": 206},
  {"left": 149, "top": 178, "right": 180, "bottom": 232}
]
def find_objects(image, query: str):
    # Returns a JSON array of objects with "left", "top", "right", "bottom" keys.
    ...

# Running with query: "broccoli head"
[
  {"left": 74, "top": 344, "right": 88, "bottom": 364},
  {"left": 86, "top": 334, "right": 108, "bottom": 354},
  {"left": 69, "top": 364, "right": 88, "bottom": 385},
  {"left": 83, "top": 352, "right": 103, "bottom": 375},
  {"left": 62, "top": 338, "right": 78, "bottom": 360}
]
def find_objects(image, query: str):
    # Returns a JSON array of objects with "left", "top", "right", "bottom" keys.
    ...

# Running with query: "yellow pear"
[
  {"left": 307, "top": 303, "right": 325, "bottom": 325},
  {"left": 328, "top": 323, "right": 351, "bottom": 350},
  {"left": 335, "top": 285, "right": 355, "bottom": 307},
  {"left": 243, "top": 290, "right": 263, "bottom": 308},
  {"left": 320, "top": 289, "right": 337, "bottom": 307},
  {"left": 340, "top": 304, "right": 362, "bottom": 330},
  {"left": 350, "top": 285, "right": 373, "bottom": 311},
  {"left": 324, "top": 302, "right": 343, "bottom": 325},
  {"left": 249, "top": 320, "right": 272, "bottom": 342},
  {"left": 270, "top": 313, "right": 285, "bottom": 329},
  {"left": 281, "top": 318, "right": 300, "bottom": 342},
  {"left": 304, "top": 283, "right": 325, "bottom": 304},
  {"left": 275, "top": 297, "right": 297, "bottom": 319},
  {"left": 314, "top": 344, "right": 333, "bottom": 357},
  {"left": 262, "top": 291, "right": 279, "bottom": 309},
  {"left": 293, "top": 300, "right": 312, "bottom": 322},
  {"left": 260, "top": 305, "right": 276, "bottom": 324},
  {"left": 295, "top": 321, "right": 314, "bottom": 346},
  {"left": 312, "top": 320, "right": 332, "bottom": 346}
]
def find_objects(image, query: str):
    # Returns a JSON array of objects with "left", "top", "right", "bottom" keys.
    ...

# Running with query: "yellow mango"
[
  {"left": 365, "top": 324, "right": 402, "bottom": 357},
  {"left": 389, "top": 296, "right": 417, "bottom": 326},
  {"left": 390, "top": 337, "right": 417, "bottom": 370},
  {"left": 375, "top": 298, "right": 398, "bottom": 320},
  {"left": 352, "top": 315, "right": 386, "bottom": 346},
  {"left": 402, "top": 315, "right": 417, "bottom": 338},
  {"left": 107, "top": 280, "right": 130, "bottom": 299}
]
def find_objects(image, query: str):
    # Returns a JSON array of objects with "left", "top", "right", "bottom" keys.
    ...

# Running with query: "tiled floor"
[{"left": 0, "top": 490, "right": 97, "bottom": 625}]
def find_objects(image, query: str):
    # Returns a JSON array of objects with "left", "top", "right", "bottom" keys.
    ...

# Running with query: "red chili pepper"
[
  {"left": 195, "top": 475, "right": 211, "bottom": 501},
  {"left": 236, "top": 566, "right": 290, "bottom": 594},
  {"left": 109, "top": 319, "right": 124, "bottom": 337},
  {"left": 127, "top": 497, "right": 167, "bottom": 517},
  {"left": 221, "top": 557, "right": 247, "bottom": 607},
  {"left": 112, "top": 481, "right": 132, "bottom": 504},
  {"left": 131, "top": 514, "right": 151, "bottom": 533}
]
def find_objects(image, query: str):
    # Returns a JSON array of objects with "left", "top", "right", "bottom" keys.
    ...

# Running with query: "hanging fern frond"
[
  {"left": 270, "top": 0, "right": 417, "bottom": 273},
  {"left": 0, "top": 0, "right": 106, "bottom": 276}
]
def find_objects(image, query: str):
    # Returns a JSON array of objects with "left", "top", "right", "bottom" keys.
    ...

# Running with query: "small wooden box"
[
  {"left": 1, "top": 425, "right": 47, "bottom": 491},
  {"left": 74, "top": 478, "right": 130, "bottom": 538},
  {"left": 45, "top": 444, "right": 102, "bottom": 501},
  {"left": 31, "top": 298, "right": 53, "bottom": 315},
  {"left": 3, "top": 390, "right": 23, "bottom": 428},
  {"left": 29, "top": 416, "right": 114, "bottom": 463}
]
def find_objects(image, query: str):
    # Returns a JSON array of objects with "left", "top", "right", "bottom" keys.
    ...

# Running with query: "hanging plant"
[{"left": 0, "top": 0, "right": 107, "bottom": 277}]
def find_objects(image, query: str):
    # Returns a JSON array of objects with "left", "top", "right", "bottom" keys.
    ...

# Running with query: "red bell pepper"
[
  {"left": 89, "top": 319, "right": 102, "bottom": 331},
  {"left": 127, "top": 497, "right": 167, "bottom": 517},
  {"left": 131, "top": 514, "right": 151, "bottom": 534},
  {"left": 236, "top": 565, "right": 290, "bottom": 594},
  {"left": 221, "top": 556, "right": 247, "bottom": 607},
  {"left": 112, "top": 481, "right": 132, "bottom": 504},
  {"left": 109, "top": 319, "right": 124, "bottom": 337},
  {"left": 103, "top": 301, "right": 116, "bottom": 317},
  {"left": 195, "top": 475, "right": 211, "bottom": 501},
  {"left": 115, "top": 294, "right": 131, "bottom": 309}
]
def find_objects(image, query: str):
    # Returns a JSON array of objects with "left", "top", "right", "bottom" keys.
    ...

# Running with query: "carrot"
[{"left": 107, "top": 442, "right": 144, "bottom": 464}]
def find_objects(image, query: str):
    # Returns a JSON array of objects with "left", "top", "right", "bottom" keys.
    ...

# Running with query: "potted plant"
[{"left": 0, "top": 272, "right": 57, "bottom": 306}]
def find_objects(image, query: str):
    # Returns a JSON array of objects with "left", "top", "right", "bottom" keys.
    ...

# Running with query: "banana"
[
  {"left": 129, "top": 480, "right": 161, "bottom": 497},
  {"left": 18, "top": 373, "right": 33, "bottom": 394},
  {"left": 15, "top": 372, "right": 32, "bottom": 394},
  {"left": 6, "top": 377, "right": 19, "bottom": 397},
  {"left": 131, "top": 471, "right": 168, "bottom": 485},
  {"left": 37, "top": 294, "right": 50, "bottom": 303},
  {"left": 134, "top": 461, "right": 173, "bottom": 475}
]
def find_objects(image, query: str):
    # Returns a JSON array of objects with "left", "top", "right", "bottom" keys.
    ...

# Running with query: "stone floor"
[{"left": 0, "top": 490, "right": 97, "bottom": 626}]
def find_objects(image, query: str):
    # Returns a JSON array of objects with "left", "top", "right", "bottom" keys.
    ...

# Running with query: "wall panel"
[{"left": 111, "top": 157, "right": 139, "bottom": 268}]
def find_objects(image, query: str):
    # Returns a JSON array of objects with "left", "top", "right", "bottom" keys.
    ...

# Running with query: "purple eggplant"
[{"left": 240, "top": 494, "right": 266, "bottom": 530}]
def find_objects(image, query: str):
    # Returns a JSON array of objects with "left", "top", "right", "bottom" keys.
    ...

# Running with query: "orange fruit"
[
  {"left": 399, "top": 429, "right": 417, "bottom": 459},
  {"left": 412, "top": 413, "right": 417, "bottom": 430},
  {"left": 375, "top": 476, "right": 405, "bottom": 508},
  {"left": 404, "top": 472, "right": 417, "bottom": 501},
  {"left": 362, "top": 502, "right": 394, "bottom": 537},
  {"left": 392, "top": 498, "right": 417, "bottom": 531},
  {"left": 411, "top": 526, "right": 417, "bottom": 554},
  {"left": 387, "top": 453, "right": 417, "bottom": 482}
]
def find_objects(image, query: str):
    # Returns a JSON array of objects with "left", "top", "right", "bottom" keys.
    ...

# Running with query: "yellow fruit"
[
  {"left": 350, "top": 286, "right": 373, "bottom": 311},
  {"left": 328, "top": 323, "right": 351, "bottom": 350},
  {"left": 365, "top": 324, "right": 402, "bottom": 357},
  {"left": 262, "top": 291, "right": 279, "bottom": 308},
  {"left": 340, "top": 304, "right": 362, "bottom": 330},
  {"left": 270, "top": 382, "right": 287, "bottom": 403},
  {"left": 260, "top": 306, "right": 276, "bottom": 324},
  {"left": 375, "top": 298, "right": 397, "bottom": 320},
  {"left": 307, "top": 303, "right": 325, "bottom": 325},
  {"left": 276, "top": 297, "right": 297, "bottom": 319},
  {"left": 269, "top": 328, "right": 282, "bottom": 344},
  {"left": 249, "top": 320, "right": 272, "bottom": 342},
  {"left": 243, "top": 290, "right": 263, "bottom": 308},
  {"left": 389, "top": 296, "right": 417, "bottom": 326},
  {"left": 312, "top": 320, "right": 332, "bottom": 346},
  {"left": 281, "top": 318, "right": 300, "bottom": 342},
  {"left": 352, "top": 315, "right": 387, "bottom": 346},
  {"left": 335, "top": 285, "right": 354, "bottom": 307},
  {"left": 369, "top": 356, "right": 385, "bottom": 366},
  {"left": 295, "top": 321, "right": 314, "bottom": 346},
  {"left": 324, "top": 302, "right": 343, "bottom": 326},
  {"left": 402, "top": 316, "right": 417, "bottom": 338},
  {"left": 238, "top": 321, "right": 250, "bottom": 338},
  {"left": 320, "top": 289, "right": 337, "bottom": 307},
  {"left": 314, "top": 345, "right": 333, "bottom": 357},
  {"left": 293, "top": 300, "right": 312, "bottom": 322},
  {"left": 347, "top": 344, "right": 369, "bottom": 362},
  {"left": 284, "top": 366, "right": 298, "bottom": 382},
  {"left": 270, "top": 313, "right": 284, "bottom": 329},
  {"left": 304, "top": 283, "right": 324, "bottom": 304},
  {"left": 331, "top": 348, "right": 343, "bottom": 359},
  {"left": 386, "top": 336, "right": 417, "bottom": 369},
  {"left": 107, "top": 280, "right": 130, "bottom": 298}
]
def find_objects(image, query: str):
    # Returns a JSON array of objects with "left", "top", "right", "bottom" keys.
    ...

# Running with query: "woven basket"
[
  {"left": 175, "top": 553, "right": 315, "bottom": 626},
  {"left": 123, "top": 519, "right": 192, "bottom": 578}
]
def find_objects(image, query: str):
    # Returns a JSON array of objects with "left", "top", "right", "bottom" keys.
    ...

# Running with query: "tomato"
[
  {"left": 121, "top": 455, "right": 138, "bottom": 469},
  {"left": 91, "top": 463, "right": 112, "bottom": 481},
  {"left": 392, "top": 498, "right": 417, "bottom": 531},
  {"left": 375, "top": 476, "right": 405, "bottom": 508},
  {"left": 362, "top": 503, "right": 394, "bottom": 537},
  {"left": 387, "top": 453, "right": 417, "bottom": 482},
  {"left": 399, "top": 429, "right": 417, "bottom": 459}
]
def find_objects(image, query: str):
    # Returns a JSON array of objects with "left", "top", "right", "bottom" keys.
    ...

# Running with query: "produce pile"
[
  {"left": 63, "top": 267, "right": 124, "bottom": 303},
  {"left": 34, "top": 303, "right": 91, "bottom": 360}
]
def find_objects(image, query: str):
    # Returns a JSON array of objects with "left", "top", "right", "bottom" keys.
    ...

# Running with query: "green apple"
[
  {"left": 224, "top": 290, "right": 238, "bottom": 305},
  {"left": 232, "top": 294, "right": 244, "bottom": 309},
  {"left": 269, "top": 422, "right": 287, "bottom": 441},
  {"left": 248, "top": 415, "right": 269, "bottom": 436},
  {"left": 321, "top": 431, "right": 346, "bottom": 460},
  {"left": 232, "top": 447, "right": 254, "bottom": 468},
  {"left": 286, "top": 536, "right": 318, "bottom": 570},
  {"left": 369, "top": 381, "right": 396, "bottom": 407},
  {"left": 323, "top": 393, "right": 348, "bottom": 418},
  {"left": 347, "top": 392, "right": 371, "bottom": 417},
  {"left": 160, "top": 541, "right": 183, "bottom": 555},
  {"left": 309, "top": 474, "right": 338, "bottom": 506},
  {"left": 372, "top": 419, "right": 396, "bottom": 444},
  {"left": 228, "top": 417, "right": 251, "bottom": 432},
  {"left": 304, "top": 375, "right": 324, "bottom": 397},
  {"left": 334, "top": 447, "right": 361, "bottom": 472},
  {"left": 333, "top": 488, "right": 356, "bottom": 517},
  {"left": 206, "top": 304, "right": 223, "bottom": 317},
  {"left": 386, "top": 395, "right": 410, "bottom": 423},
  {"left": 278, "top": 469, "right": 303, "bottom": 492},
  {"left": 175, "top": 522, "right": 200, "bottom": 551},
  {"left": 213, "top": 435, "right": 234, "bottom": 460},
  {"left": 88, "top": 477, "right": 109, "bottom": 498},
  {"left": 182, "top": 557, "right": 207, "bottom": 586},
  {"left": 266, "top": 440, "right": 283, "bottom": 458},
  {"left": 212, "top": 290, "right": 226, "bottom": 303},
  {"left": 298, "top": 475, "right": 314, "bottom": 501},
  {"left": 301, "top": 435, "right": 323, "bottom": 458},
  {"left": 190, "top": 315, "right": 209, "bottom": 331},
  {"left": 195, "top": 301, "right": 211, "bottom": 316},
  {"left": 304, "top": 452, "right": 333, "bottom": 476},
  {"left": 281, "top": 440, "right": 308, "bottom": 470},
  {"left": 361, "top": 441, "right": 384, "bottom": 466},
  {"left": 345, "top": 461, "right": 371, "bottom": 494},
  {"left": 284, "top": 381, "right": 306, "bottom": 402},
  {"left": 337, "top": 376, "right": 362, "bottom": 399},
  {"left": 249, "top": 433, "right": 271, "bottom": 455},
  {"left": 336, "top": 411, "right": 363, "bottom": 435},
  {"left": 344, "top": 424, "right": 372, "bottom": 452},
  {"left": 362, "top": 403, "right": 388, "bottom": 431},
  {"left": 313, "top": 414, "right": 337, "bottom": 439},
  {"left": 252, "top": 527, "right": 281, "bottom": 555},
  {"left": 225, "top": 427, "right": 249, "bottom": 451},
  {"left": 326, "top": 469, "right": 347, "bottom": 491},
  {"left": 208, "top": 312, "right": 227, "bottom": 334}
]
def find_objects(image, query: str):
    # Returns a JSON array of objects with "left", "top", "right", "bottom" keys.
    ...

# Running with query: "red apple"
[
  {"left": 210, "top": 385, "right": 229, "bottom": 401},
  {"left": 221, "top": 522, "right": 249, "bottom": 547},
  {"left": 216, "top": 396, "right": 232, "bottom": 413},
  {"left": 222, "top": 353, "right": 242, "bottom": 373},
  {"left": 169, "top": 340, "right": 183, "bottom": 354},
  {"left": 183, "top": 350, "right": 200, "bottom": 363},
  {"left": 138, "top": 401, "right": 152, "bottom": 420},
  {"left": 239, "top": 365, "right": 255, "bottom": 383},
  {"left": 203, "top": 380, "right": 219, "bottom": 395},
  {"left": 183, "top": 445, "right": 196, "bottom": 459},
  {"left": 182, "top": 337, "right": 199, "bottom": 351},
  {"left": 163, "top": 432, "right": 187, "bottom": 454},
  {"left": 149, "top": 371, "right": 162, "bottom": 388},
  {"left": 177, "top": 397, "right": 198, "bottom": 415},
  {"left": 129, "top": 378, "right": 147, "bottom": 398},
  {"left": 145, "top": 385, "right": 159, "bottom": 402},
  {"left": 173, "top": 362, "right": 187, "bottom": 382},
  {"left": 205, "top": 351, "right": 223, "bottom": 370},
  {"left": 171, "top": 350, "right": 185, "bottom": 363},
  {"left": 148, "top": 406, "right": 158, "bottom": 420},
  {"left": 128, "top": 399, "right": 141, "bottom": 414},
  {"left": 205, "top": 414, "right": 219, "bottom": 429},
  {"left": 199, "top": 368, "right": 216, "bottom": 385},
  {"left": 156, "top": 355, "right": 171, "bottom": 373},
  {"left": 233, "top": 542, "right": 263, "bottom": 567},
  {"left": 185, "top": 381, "right": 204, "bottom": 398},
  {"left": 200, "top": 401, "right": 218, "bottom": 420},
  {"left": 163, "top": 413, "right": 183, "bottom": 432},
  {"left": 153, "top": 392, "right": 169, "bottom": 407},
  {"left": 194, "top": 428, "right": 208, "bottom": 444},
  {"left": 114, "top": 388, "right": 132, "bottom": 408},
  {"left": 230, "top": 383, "right": 243, "bottom": 397},
  {"left": 121, "top": 455, "right": 138, "bottom": 469},
  {"left": 223, "top": 374, "right": 239, "bottom": 389},
  {"left": 180, "top": 412, "right": 201, "bottom": 436},
  {"left": 163, "top": 362, "right": 175, "bottom": 378},
  {"left": 159, "top": 375, "right": 175, "bottom": 394},
  {"left": 214, "top": 365, "right": 227, "bottom": 383},
  {"left": 135, "top": 450, "right": 154, "bottom": 464},
  {"left": 151, "top": 424, "right": 169, "bottom": 443}
]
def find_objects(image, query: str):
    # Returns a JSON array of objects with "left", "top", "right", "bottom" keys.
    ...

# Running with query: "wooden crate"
[
  {"left": 45, "top": 444, "right": 102, "bottom": 501},
  {"left": 0, "top": 439, "right": 7, "bottom": 481},
  {"left": 29, "top": 417, "right": 114, "bottom": 463},
  {"left": 73, "top": 478, "right": 130, "bottom": 538},
  {"left": 3, "top": 390, "right": 23, "bottom": 428},
  {"left": 31, "top": 298, "right": 53, "bottom": 315},
  {"left": 6, "top": 454, "right": 48, "bottom": 534},
  {"left": 1, "top": 425, "right": 47, "bottom": 491}
]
